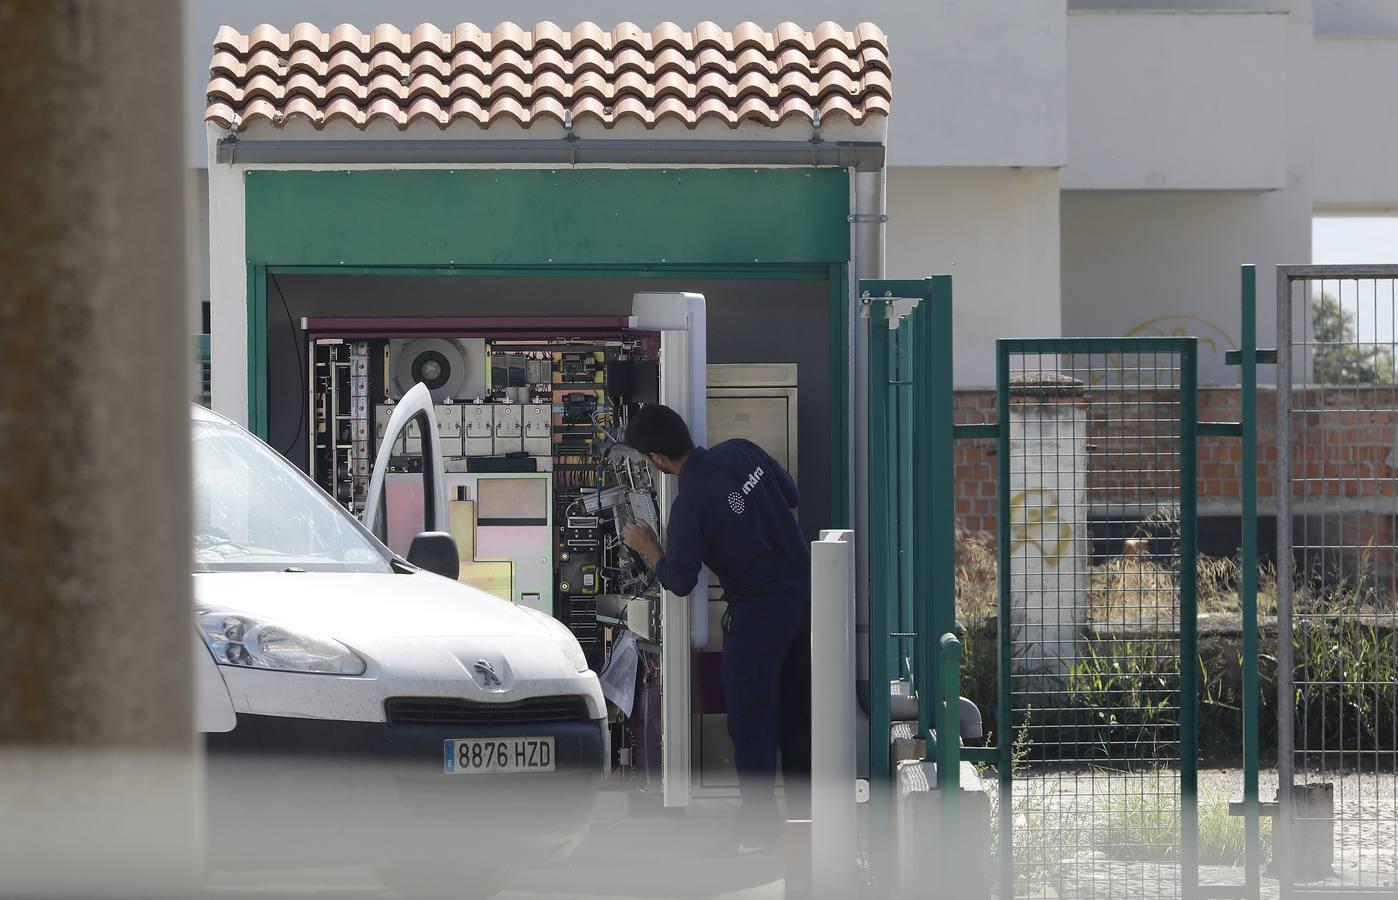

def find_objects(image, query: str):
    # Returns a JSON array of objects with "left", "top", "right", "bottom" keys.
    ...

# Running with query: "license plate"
[{"left": 443, "top": 737, "right": 555, "bottom": 774}]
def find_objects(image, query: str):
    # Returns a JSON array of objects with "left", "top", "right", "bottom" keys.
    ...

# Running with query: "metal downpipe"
[{"left": 851, "top": 167, "right": 885, "bottom": 764}]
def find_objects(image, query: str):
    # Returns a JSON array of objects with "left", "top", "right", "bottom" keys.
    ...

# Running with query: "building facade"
[
  {"left": 189, "top": 0, "right": 1398, "bottom": 389},
  {"left": 192, "top": 1, "right": 1398, "bottom": 547}
]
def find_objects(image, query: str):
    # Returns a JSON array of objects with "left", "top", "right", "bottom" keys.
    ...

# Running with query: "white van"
[{"left": 192, "top": 398, "right": 604, "bottom": 895}]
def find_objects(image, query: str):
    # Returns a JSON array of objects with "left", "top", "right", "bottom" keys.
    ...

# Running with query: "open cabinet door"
[
  {"left": 630, "top": 291, "right": 707, "bottom": 809},
  {"left": 363, "top": 382, "right": 449, "bottom": 552}
]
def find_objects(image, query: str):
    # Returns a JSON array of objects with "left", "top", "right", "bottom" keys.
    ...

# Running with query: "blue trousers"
[{"left": 720, "top": 588, "right": 812, "bottom": 841}]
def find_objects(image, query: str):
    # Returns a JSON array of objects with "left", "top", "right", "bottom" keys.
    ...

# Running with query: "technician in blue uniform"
[{"left": 621, "top": 404, "right": 810, "bottom": 855}]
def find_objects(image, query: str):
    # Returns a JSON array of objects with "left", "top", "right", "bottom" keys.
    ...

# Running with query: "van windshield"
[{"left": 192, "top": 419, "right": 392, "bottom": 573}]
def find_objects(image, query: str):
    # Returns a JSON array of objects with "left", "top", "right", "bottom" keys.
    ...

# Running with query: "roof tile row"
[
  {"left": 206, "top": 20, "right": 889, "bottom": 132},
  {"left": 213, "top": 21, "right": 887, "bottom": 57}
]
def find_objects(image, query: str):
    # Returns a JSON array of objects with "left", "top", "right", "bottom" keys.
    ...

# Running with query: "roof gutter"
[{"left": 215, "top": 136, "right": 885, "bottom": 172}]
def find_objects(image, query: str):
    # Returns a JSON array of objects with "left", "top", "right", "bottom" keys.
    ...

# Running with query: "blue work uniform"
[{"left": 652, "top": 439, "right": 811, "bottom": 842}]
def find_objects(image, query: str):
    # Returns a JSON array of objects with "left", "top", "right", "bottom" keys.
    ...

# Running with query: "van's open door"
[
  {"left": 364, "top": 382, "right": 449, "bottom": 553},
  {"left": 630, "top": 292, "right": 707, "bottom": 808}
]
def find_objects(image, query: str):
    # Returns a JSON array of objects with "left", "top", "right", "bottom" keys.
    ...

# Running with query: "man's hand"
[{"left": 621, "top": 522, "right": 663, "bottom": 566}]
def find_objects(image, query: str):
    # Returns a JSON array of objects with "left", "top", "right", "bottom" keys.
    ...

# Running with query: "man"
[{"left": 620, "top": 404, "right": 810, "bottom": 855}]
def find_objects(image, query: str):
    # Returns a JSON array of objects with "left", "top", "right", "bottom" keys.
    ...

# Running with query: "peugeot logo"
[{"left": 473, "top": 659, "right": 502, "bottom": 687}]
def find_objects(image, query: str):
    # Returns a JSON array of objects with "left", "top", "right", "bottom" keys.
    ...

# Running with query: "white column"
[
  {"left": 206, "top": 127, "right": 248, "bottom": 423},
  {"left": 811, "top": 530, "right": 858, "bottom": 899},
  {"left": 1008, "top": 376, "right": 1088, "bottom": 683}
]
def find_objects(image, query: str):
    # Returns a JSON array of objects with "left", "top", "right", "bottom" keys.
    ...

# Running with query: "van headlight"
[
  {"left": 198, "top": 611, "right": 366, "bottom": 676},
  {"left": 522, "top": 608, "right": 589, "bottom": 673}
]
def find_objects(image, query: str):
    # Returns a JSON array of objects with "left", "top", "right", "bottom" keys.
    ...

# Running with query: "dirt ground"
[{"left": 1004, "top": 767, "right": 1398, "bottom": 899}]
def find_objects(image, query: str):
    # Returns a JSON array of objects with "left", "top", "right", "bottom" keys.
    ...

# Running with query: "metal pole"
[
  {"left": 1240, "top": 265, "right": 1261, "bottom": 898},
  {"left": 867, "top": 300, "right": 894, "bottom": 892},
  {"left": 0, "top": 1, "right": 195, "bottom": 895},
  {"left": 1181, "top": 339, "right": 1201, "bottom": 898},
  {"left": 924, "top": 277, "right": 956, "bottom": 747},
  {"left": 1275, "top": 267, "right": 1295, "bottom": 898},
  {"left": 996, "top": 343, "right": 1015, "bottom": 899},
  {"left": 812, "top": 530, "right": 859, "bottom": 900},
  {"left": 938, "top": 633, "right": 964, "bottom": 889},
  {"left": 853, "top": 170, "right": 885, "bottom": 759}
]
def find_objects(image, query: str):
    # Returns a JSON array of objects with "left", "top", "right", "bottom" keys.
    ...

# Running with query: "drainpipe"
[{"left": 851, "top": 167, "right": 886, "bottom": 771}]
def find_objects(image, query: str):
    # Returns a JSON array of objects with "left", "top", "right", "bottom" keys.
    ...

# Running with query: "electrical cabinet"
[{"left": 308, "top": 297, "right": 708, "bottom": 807}]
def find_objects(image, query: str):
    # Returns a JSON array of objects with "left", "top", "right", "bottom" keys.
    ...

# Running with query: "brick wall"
[
  {"left": 953, "top": 390, "right": 998, "bottom": 533},
  {"left": 953, "top": 386, "right": 1398, "bottom": 544}
]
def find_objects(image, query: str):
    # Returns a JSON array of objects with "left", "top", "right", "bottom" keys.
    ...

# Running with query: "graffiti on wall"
[
  {"left": 1078, "top": 315, "right": 1236, "bottom": 386},
  {"left": 1009, "top": 487, "right": 1072, "bottom": 567}
]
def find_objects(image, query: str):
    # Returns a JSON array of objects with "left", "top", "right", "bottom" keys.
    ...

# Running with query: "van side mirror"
[{"left": 406, "top": 532, "right": 459, "bottom": 580}]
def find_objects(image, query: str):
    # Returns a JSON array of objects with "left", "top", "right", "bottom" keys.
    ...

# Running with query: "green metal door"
[
  {"left": 862, "top": 277, "right": 958, "bottom": 892},
  {"left": 994, "top": 336, "right": 1201, "bottom": 899}
]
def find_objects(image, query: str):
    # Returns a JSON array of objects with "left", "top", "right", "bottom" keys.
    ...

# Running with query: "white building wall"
[
  {"left": 885, "top": 168, "right": 1061, "bottom": 387},
  {"left": 1061, "top": 187, "right": 1311, "bottom": 384},
  {"left": 1061, "top": 9, "right": 1313, "bottom": 386},
  {"left": 1313, "top": 0, "right": 1398, "bottom": 36},
  {"left": 1062, "top": 11, "right": 1290, "bottom": 190},
  {"left": 1312, "top": 38, "right": 1398, "bottom": 210}
]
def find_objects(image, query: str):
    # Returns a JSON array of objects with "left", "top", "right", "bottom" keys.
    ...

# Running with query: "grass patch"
[
  {"left": 1198, "top": 793, "right": 1273, "bottom": 867},
  {"left": 955, "top": 524, "right": 1398, "bottom": 763}
]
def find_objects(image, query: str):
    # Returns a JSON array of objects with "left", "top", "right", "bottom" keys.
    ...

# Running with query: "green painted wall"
[
  {"left": 244, "top": 168, "right": 850, "bottom": 266},
  {"left": 241, "top": 166, "right": 851, "bottom": 525}
]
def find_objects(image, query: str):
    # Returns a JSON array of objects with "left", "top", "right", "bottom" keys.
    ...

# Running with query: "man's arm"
[{"left": 623, "top": 500, "right": 705, "bottom": 596}]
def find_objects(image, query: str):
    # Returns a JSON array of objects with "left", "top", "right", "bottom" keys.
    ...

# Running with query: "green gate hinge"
[
  {"left": 859, "top": 294, "right": 921, "bottom": 329},
  {"left": 1224, "top": 348, "right": 1278, "bottom": 365}
]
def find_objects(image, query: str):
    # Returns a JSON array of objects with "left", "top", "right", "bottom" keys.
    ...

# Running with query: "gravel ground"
[{"left": 1003, "top": 768, "right": 1398, "bottom": 899}]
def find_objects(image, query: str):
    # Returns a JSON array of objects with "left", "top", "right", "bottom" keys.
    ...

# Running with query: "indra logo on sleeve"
[{"left": 727, "top": 465, "right": 766, "bottom": 516}]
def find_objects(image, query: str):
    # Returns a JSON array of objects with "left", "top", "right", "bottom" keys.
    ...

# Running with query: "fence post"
[
  {"left": 865, "top": 295, "right": 896, "bottom": 892},
  {"left": 1274, "top": 267, "right": 1294, "bottom": 898},
  {"left": 995, "top": 342, "right": 1015, "bottom": 899},
  {"left": 1181, "top": 339, "right": 1201, "bottom": 896},
  {"left": 938, "top": 634, "right": 964, "bottom": 775},
  {"left": 926, "top": 277, "right": 956, "bottom": 746},
  {"left": 1240, "top": 265, "right": 1262, "bottom": 897}
]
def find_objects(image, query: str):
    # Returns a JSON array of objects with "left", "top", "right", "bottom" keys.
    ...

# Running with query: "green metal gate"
[
  {"left": 991, "top": 336, "right": 1201, "bottom": 898},
  {"left": 862, "top": 276, "right": 959, "bottom": 894},
  {"left": 1274, "top": 264, "right": 1398, "bottom": 896},
  {"left": 860, "top": 274, "right": 1274, "bottom": 898},
  {"left": 982, "top": 271, "right": 1274, "bottom": 900}
]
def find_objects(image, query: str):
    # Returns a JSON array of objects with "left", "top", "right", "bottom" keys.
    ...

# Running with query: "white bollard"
[{"left": 811, "top": 529, "right": 858, "bottom": 899}]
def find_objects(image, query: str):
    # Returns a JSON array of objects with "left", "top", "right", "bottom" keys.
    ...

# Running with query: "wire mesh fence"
[
  {"left": 1279, "top": 267, "right": 1398, "bottom": 894},
  {"left": 997, "top": 339, "right": 1196, "bottom": 899}
]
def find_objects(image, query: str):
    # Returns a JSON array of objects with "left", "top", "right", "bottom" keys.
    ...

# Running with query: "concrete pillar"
[
  {"left": 1007, "top": 374, "right": 1089, "bottom": 686},
  {"left": 0, "top": 1, "right": 195, "bottom": 895}
]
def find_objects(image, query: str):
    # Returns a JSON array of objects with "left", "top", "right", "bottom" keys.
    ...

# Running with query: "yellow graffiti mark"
[
  {"left": 1082, "top": 316, "right": 1238, "bottom": 386},
  {"left": 1009, "top": 488, "right": 1072, "bottom": 567}
]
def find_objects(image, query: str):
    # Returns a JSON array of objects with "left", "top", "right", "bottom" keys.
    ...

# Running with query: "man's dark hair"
[{"left": 623, "top": 404, "right": 695, "bottom": 459}]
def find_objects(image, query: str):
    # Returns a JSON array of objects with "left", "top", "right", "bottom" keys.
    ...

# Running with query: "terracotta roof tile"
[{"left": 205, "top": 20, "right": 889, "bottom": 132}]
